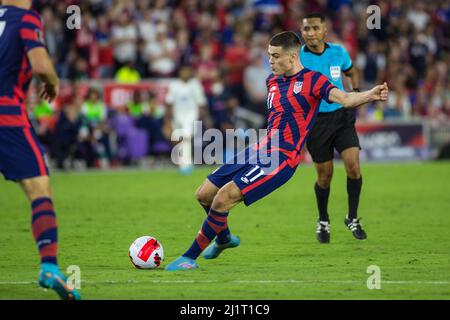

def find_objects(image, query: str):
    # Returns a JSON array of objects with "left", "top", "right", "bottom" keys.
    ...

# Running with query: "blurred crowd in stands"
[{"left": 27, "top": 0, "right": 450, "bottom": 168}]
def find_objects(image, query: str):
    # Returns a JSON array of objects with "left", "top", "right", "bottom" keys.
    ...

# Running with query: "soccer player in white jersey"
[{"left": 165, "top": 65, "right": 207, "bottom": 174}]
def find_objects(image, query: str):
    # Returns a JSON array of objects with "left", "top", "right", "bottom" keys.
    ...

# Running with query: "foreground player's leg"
[
  {"left": 166, "top": 181, "right": 242, "bottom": 271},
  {"left": 341, "top": 148, "right": 367, "bottom": 240},
  {"left": 20, "top": 176, "right": 81, "bottom": 300},
  {"left": 196, "top": 179, "right": 235, "bottom": 246},
  {"left": 314, "top": 161, "right": 333, "bottom": 243}
]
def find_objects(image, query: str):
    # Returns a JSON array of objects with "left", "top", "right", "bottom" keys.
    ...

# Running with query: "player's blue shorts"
[
  {"left": 0, "top": 127, "right": 49, "bottom": 181},
  {"left": 207, "top": 147, "right": 297, "bottom": 206}
]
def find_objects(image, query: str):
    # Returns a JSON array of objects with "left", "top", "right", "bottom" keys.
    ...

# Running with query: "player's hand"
[
  {"left": 39, "top": 82, "right": 59, "bottom": 103},
  {"left": 370, "top": 82, "right": 388, "bottom": 101}
]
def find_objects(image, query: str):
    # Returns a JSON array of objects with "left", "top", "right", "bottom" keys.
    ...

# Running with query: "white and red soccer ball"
[{"left": 129, "top": 236, "right": 164, "bottom": 269}]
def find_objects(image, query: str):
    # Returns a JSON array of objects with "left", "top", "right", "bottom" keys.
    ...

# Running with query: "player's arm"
[
  {"left": 28, "top": 47, "right": 59, "bottom": 102},
  {"left": 328, "top": 82, "right": 388, "bottom": 108}
]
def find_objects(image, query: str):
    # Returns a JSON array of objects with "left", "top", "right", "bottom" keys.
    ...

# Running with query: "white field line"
[{"left": 0, "top": 280, "right": 449, "bottom": 285}]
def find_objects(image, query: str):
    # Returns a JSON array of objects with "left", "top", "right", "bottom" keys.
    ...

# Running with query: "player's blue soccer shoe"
[
  {"left": 38, "top": 263, "right": 81, "bottom": 300},
  {"left": 165, "top": 256, "right": 199, "bottom": 271},
  {"left": 203, "top": 235, "right": 240, "bottom": 259}
]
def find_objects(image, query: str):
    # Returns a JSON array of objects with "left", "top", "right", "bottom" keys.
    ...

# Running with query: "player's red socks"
[
  {"left": 183, "top": 209, "right": 229, "bottom": 259},
  {"left": 31, "top": 197, "right": 58, "bottom": 265}
]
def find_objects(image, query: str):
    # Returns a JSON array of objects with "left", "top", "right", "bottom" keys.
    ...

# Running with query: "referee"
[{"left": 300, "top": 13, "right": 367, "bottom": 243}]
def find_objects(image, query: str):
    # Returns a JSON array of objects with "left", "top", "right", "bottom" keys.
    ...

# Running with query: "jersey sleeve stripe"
[
  {"left": 21, "top": 14, "right": 42, "bottom": 29},
  {"left": 313, "top": 75, "right": 328, "bottom": 97},
  {"left": 322, "top": 83, "right": 337, "bottom": 103},
  {"left": 309, "top": 72, "right": 321, "bottom": 96},
  {"left": 20, "top": 28, "right": 39, "bottom": 41},
  {"left": 342, "top": 64, "right": 353, "bottom": 72},
  {"left": 0, "top": 106, "right": 22, "bottom": 115}
]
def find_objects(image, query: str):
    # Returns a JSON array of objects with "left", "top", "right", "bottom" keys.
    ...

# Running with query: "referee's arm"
[
  {"left": 328, "top": 83, "right": 388, "bottom": 108},
  {"left": 343, "top": 65, "right": 360, "bottom": 92}
]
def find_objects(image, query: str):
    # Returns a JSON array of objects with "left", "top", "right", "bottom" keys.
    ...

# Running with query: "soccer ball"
[{"left": 129, "top": 236, "right": 164, "bottom": 269}]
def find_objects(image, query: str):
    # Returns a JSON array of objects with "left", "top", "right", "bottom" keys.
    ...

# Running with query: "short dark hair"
[
  {"left": 304, "top": 12, "right": 325, "bottom": 22},
  {"left": 269, "top": 31, "right": 302, "bottom": 52}
]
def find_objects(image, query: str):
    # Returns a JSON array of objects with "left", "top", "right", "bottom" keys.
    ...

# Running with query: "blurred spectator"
[
  {"left": 111, "top": 10, "right": 138, "bottom": 71},
  {"left": 82, "top": 89, "right": 113, "bottom": 168},
  {"left": 95, "top": 15, "right": 115, "bottom": 78},
  {"left": 383, "top": 75, "right": 412, "bottom": 120},
  {"left": 115, "top": 61, "right": 141, "bottom": 84},
  {"left": 145, "top": 22, "right": 178, "bottom": 77},
  {"left": 222, "top": 33, "right": 251, "bottom": 105},
  {"left": 134, "top": 91, "right": 171, "bottom": 156},
  {"left": 243, "top": 52, "right": 271, "bottom": 115},
  {"left": 53, "top": 102, "right": 95, "bottom": 170}
]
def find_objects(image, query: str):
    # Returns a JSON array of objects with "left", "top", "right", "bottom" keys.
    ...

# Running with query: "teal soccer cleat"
[
  {"left": 165, "top": 256, "right": 199, "bottom": 271},
  {"left": 38, "top": 263, "right": 81, "bottom": 300},
  {"left": 203, "top": 235, "right": 240, "bottom": 260}
]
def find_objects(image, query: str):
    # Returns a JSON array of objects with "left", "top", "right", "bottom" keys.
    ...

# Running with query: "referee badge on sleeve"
[
  {"left": 330, "top": 66, "right": 341, "bottom": 81},
  {"left": 293, "top": 81, "right": 303, "bottom": 94}
]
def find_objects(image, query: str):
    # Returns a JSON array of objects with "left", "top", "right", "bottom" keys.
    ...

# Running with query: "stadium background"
[
  {"left": 26, "top": 0, "right": 450, "bottom": 168},
  {"left": 1, "top": 0, "right": 450, "bottom": 301}
]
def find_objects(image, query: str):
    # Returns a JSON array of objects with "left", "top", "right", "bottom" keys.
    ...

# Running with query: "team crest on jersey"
[
  {"left": 330, "top": 66, "right": 341, "bottom": 81},
  {"left": 293, "top": 81, "right": 303, "bottom": 94}
]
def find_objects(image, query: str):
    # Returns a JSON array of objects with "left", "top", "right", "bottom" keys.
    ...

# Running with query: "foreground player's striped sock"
[
  {"left": 183, "top": 209, "right": 229, "bottom": 260},
  {"left": 31, "top": 197, "right": 58, "bottom": 265},
  {"left": 201, "top": 205, "right": 231, "bottom": 244}
]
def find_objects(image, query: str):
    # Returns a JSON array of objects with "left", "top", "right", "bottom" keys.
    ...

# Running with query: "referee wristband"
[{"left": 352, "top": 88, "right": 361, "bottom": 92}]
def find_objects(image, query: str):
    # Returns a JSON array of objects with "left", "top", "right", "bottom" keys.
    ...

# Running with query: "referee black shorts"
[{"left": 306, "top": 108, "right": 361, "bottom": 163}]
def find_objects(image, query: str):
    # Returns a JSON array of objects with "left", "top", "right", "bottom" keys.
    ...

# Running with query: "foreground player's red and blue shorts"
[{"left": 0, "top": 127, "right": 49, "bottom": 181}]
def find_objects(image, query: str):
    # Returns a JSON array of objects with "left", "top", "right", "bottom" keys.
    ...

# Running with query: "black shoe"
[
  {"left": 316, "top": 221, "right": 330, "bottom": 243},
  {"left": 344, "top": 217, "right": 367, "bottom": 240}
]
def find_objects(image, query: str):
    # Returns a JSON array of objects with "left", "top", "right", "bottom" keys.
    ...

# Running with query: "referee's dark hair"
[
  {"left": 269, "top": 31, "right": 302, "bottom": 52},
  {"left": 304, "top": 12, "right": 325, "bottom": 22}
]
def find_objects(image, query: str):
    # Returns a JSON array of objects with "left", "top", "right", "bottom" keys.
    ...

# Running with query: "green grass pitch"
[{"left": 1, "top": 161, "right": 449, "bottom": 300}]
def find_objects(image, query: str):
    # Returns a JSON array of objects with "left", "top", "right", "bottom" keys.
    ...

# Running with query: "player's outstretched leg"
[
  {"left": 203, "top": 235, "right": 240, "bottom": 259},
  {"left": 196, "top": 180, "right": 241, "bottom": 259},
  {"left": 166, "top": 181, "right": 242, "bottom": 271}
]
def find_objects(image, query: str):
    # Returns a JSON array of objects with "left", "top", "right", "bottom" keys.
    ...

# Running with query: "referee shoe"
[
  {"left": 344, "top": 217, "right": 367, "bottom": 240},
  {"left": 316, "top": 221, "right": 330, "bottom": 243}
]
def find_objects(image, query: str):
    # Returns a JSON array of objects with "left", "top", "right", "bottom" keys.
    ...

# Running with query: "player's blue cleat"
[
  {"left": 179, "top": 166, "right": 193, "bottom": 175},
  {"left": 165, "top": 256, "right": 199, "bottom": 271},
  {"left": 203, "top": 235, "right": 240, "bottom": 259},
  {"left": 38, "top": 263, "right": 81, "bottom": 300}
]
